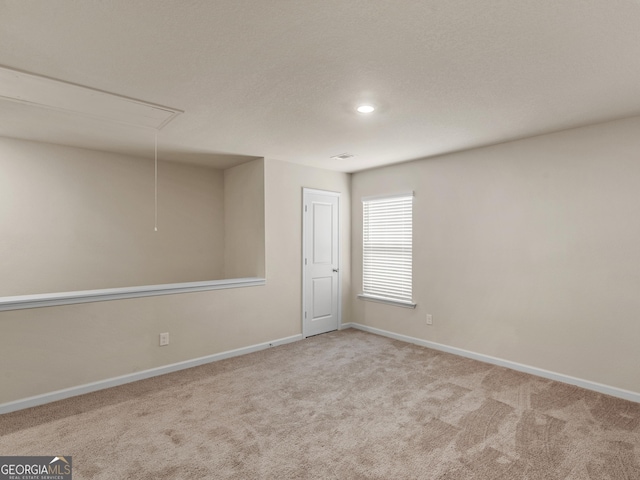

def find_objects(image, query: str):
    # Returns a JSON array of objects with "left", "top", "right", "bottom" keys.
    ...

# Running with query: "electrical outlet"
[
  {"left": 426, "top": 314, "right": 433, "bottom": 325},
  {"left": 159, "top": 332, "right": 169, "bottom": 346}
]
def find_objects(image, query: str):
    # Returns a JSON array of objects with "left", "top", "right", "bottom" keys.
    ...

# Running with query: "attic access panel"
[{"left": 0, "top": 66, "right": 182, "bottom": 130}]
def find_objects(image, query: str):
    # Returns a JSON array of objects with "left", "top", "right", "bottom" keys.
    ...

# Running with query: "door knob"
[{"left": 333, "top": 268, "right": 339, "bottom": 273}]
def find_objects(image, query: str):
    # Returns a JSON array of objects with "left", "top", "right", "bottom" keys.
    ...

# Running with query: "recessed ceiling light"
[
  {"left": 330, "top": 153, "right": 355, "bottom": 160},
  {"left": 356, "top": 105, "right": 375, "bottom": 114}
]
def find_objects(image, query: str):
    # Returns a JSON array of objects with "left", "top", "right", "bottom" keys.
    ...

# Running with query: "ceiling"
[{"left": 1, "top": 0, "right": 640, "bottom": 172}]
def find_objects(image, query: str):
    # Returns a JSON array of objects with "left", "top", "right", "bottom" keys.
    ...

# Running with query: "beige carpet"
[{"left": 1, "top": 329, "right": 639, "bottom": 479}]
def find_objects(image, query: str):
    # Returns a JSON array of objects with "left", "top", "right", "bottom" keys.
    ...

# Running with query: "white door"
[{"left": 303, "top": 189, "right": 340, "bottom": 337}]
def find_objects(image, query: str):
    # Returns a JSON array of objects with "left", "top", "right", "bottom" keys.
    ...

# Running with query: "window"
[{"left": 360, "top": 192, "right": 415, "bottom": 308}]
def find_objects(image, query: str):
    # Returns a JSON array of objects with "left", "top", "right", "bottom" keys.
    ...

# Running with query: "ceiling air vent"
[{"left": 330, "top": 153, "right": 355, "bottom": 160}]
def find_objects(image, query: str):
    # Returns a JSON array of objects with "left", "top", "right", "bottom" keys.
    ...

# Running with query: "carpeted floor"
[{"left": 1, "top": 329, "right": 639, "bottom": 479}]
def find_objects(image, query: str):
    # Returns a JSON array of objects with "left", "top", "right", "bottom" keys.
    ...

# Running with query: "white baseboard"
[
  {"left": 344, "top": 323, "right": 640, "bottom": 404},
  {"left": 0, "top": 334, "right": 302, "bottom": 414},
  {"left": 5, "top": 324, "right": 637, "bottom": 414}
]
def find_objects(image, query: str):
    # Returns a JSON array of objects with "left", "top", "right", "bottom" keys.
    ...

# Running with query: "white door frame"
[{"left": 302, "top": 188, "right": 342, "bottom": 338}]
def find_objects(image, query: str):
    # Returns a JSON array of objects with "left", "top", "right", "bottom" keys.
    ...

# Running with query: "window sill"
[
  {"left": 0, "top": 277, "right": 266, "bottom": 312},
  {"left": 357, "top": 294, "right": 416, "bottom": 309}
]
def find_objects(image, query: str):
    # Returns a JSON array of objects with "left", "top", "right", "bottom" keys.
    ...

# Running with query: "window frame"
[{"left": 358, "top": 192, "right": 416, "bottom": 309}]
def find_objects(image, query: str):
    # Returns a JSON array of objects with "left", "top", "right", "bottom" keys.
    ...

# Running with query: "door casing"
[{"left": 302, "top": 188, "right": 341, "bottom": 338}]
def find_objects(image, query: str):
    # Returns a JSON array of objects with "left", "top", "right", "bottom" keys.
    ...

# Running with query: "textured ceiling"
[{"left": 1, "top": 0, "right": 640, "bottom": 172}]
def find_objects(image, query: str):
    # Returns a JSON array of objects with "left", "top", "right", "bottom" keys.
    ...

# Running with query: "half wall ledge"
[{"left": 0, "top": 278, "right": 266, "bottom": 312}]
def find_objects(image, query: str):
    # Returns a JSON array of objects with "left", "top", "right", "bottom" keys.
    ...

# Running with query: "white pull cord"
[{"left": 154, "top": 131, "right": 158, "bottom": 232}]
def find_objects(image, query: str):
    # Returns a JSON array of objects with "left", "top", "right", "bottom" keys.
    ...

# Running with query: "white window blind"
[{"left": 362, "top": 193, "right": 413, "bottom": 305}]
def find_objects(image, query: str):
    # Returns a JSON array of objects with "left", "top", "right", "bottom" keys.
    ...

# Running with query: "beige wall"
[
  {"left": 351, "top": 116, "right": 640, "bottom": 394},
  {"left": 9, "top": 113, "right": 639, "bottom": 405},
  {"left": 224, "top": 158, "right": 266, "bottom": 278},
  {"left": 0, "top": 158, "right": 350, "bottom": 404},
  {"left": 0, "top": 137, "right": 226, "bottom": 295}
]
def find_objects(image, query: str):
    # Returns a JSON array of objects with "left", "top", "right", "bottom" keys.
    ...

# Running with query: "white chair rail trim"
[{"left": 0, "top": 277, "right": 266, "bottom": 312}]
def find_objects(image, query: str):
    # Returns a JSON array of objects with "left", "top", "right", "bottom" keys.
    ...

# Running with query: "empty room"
[{"left": 1, "top": 1, "right": 639, "bottom": 478}]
